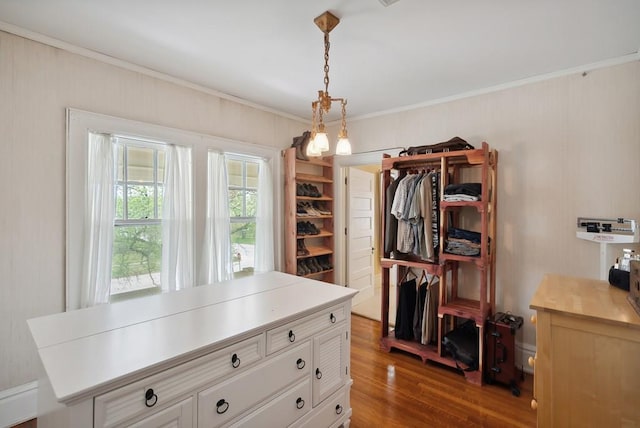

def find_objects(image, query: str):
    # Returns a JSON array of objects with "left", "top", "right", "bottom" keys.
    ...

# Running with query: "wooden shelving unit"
[
  {"left": 379, "top": 142, "right": 498, "bottom": 385},
  {"left": 284, "top": 147, "right": 335, "bottom": 283}
]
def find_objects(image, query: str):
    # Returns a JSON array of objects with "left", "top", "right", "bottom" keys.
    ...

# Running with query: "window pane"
[
  {"left": 230, "top": 222, "right": 255, "bottom": 277},
  {"left": 127, "top": 185, "right": 155, "bottom": 219},
  {"left": 157, "top": 185, "right": 164, "bottom": 219},
  {"left": 116, "top": 144, "right": 124, "bottom": 181},
  {"left": 227, "top": 159, "right": 243, "bottom": 187},
  {"left": 115, "top": 185, "right": 124, "bottom": 219},
  {"left": 127, "top": 146, "right": 155, "bottom": 183},
  {"left": 246, "top": 162, "right": 259, "bottom": 188},
  {"left": 229, "top": 189, "right": 244, "bottom": 217},
  {"left": 157, "top": 150, "right": 166, "bottom": 184},
  {"left": 111, "top": 224, "right": 162, "bottom": 295},
  {"left": 246, "top": 189, "right": 257, "bottom": 217}
]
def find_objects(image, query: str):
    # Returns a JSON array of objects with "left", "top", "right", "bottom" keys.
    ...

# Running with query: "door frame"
[{"left": 333, "top": 149, "right": 402, "bottom": 286}]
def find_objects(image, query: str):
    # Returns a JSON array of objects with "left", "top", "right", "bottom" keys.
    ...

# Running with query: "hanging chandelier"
[{"left": 306, "top": 11, "right": 352, "bottom": 157}]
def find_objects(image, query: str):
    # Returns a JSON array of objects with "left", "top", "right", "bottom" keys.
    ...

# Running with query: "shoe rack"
[{"left": 284, "top": 146, "right": 334, "bottom": 283}]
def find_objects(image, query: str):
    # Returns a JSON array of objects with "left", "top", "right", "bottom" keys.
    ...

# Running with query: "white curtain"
[
  {"left": 161, "top": 144, "right": 194, "bottom": 292},
  {"left": 81, "top": 132, "right": 116, "bottom": 308},
  {"left": 203, "top": 151, "right": 233, "bottom": 283},
  {"left": 254, "top": 158, "right": 274, "bottom": 273}
]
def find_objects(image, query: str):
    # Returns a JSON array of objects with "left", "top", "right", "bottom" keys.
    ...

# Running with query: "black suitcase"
[{"left": 485, "top": 312, "right": 523, "bottom": 396}]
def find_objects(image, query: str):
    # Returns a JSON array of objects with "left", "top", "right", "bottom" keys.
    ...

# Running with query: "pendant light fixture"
[{"left": 307, "top": 11, "right": 352, "bottom": 157}]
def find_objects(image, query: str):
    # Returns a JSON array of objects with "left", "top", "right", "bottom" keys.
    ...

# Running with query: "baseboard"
[{"left": 0, "top": 381, "right": 37, "bottom": 427}]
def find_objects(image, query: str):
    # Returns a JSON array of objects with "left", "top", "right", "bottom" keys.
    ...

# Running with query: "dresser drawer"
[
  {"left": 228, "top": 378, "right": 311, "bottom": 428},
  {"left": 296, "top": 381, "right": 351, "bottom": 428},
  {"left": 266, "top": 303, "right": 347, "bottom": 355},
  {"left": 94, "top": 333, "right": 264, "bottom": 428},
  {"left": 198, "top": 340, "right": 312, "bottom": 427}
]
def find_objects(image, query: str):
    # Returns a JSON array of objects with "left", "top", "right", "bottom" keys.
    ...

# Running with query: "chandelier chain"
[{"left": 323, "top": 32, "right": 330, "bottom": 94}]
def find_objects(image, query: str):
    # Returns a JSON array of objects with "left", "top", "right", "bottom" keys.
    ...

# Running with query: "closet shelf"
[
  {"left": 439, "top": 253, "right": 485, "bottom": 266},
  {"left": 381, "top": 147, "right": 487, "bottom": 171},
  {"left": 302, "top": 268, "right": 334, "bottom": 278},
  {"left": 380, "top": 258, "right": 443, "bottom": 275},
  {"left": 297, "top": 245, "right": 333, "bottom": 259},
  {"left": 296, "top": 157, "right": 332, "bottom": 168},
  {"left": 438, "top": 298, "right": 490, "bottom": 325},
  {"left": 284, "top": 147, "right": 334, "bottom": 283},
  {"left": 296, "top": 215, "right": 333, "bottom": 220},
  {"left": 297, "top": 195, "right": 333, "bottom": 201},
  {"left": 296, "top": 173, "right": 333, "bottom": 184},
  {"left": 379, "top": 141, "right": 497, "bottom": 386},
  {"left": 297, "top": 230, "right": 333, "bottom": 239},
  {"left": 440, "top": 201, "right": 484, "bottom": 210}
]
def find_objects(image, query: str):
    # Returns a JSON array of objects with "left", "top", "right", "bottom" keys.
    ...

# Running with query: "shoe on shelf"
[
  {"left": 313, "top": 202, "right": 331, "bottom": 215},
  {"left": 297, "top": 240, "right": 310, "bottom": 256},
  {"left": 310, "top": 257, "right": 323, "bottom": 272},
  {"left": 302, "top": 259, "right": 316, "bottom": 274},
  {"left": 303, "top": 202, "right": 321, "bottom": 216},
  {"left": 297, "top": 260, "right": 310, "bottom": 276},
  {"left": 297, "top": 222, "right": 308, "bottom": 236},
  {"left": 305, "top": 221, "right": 320, "bottom": 235},
  {"left": 297, "top": 203, "right": 308, "bottom": 216},
  {"left": 318, "top": 256, "right": 333, "bottom": 271}
]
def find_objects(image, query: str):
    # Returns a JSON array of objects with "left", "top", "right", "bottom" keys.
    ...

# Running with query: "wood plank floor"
[
  {"left": 12, "top": 314, "right": 536, "bottom": 428},
  {"left": 350, "top": 314, "right": 536, "bottom": 428}
]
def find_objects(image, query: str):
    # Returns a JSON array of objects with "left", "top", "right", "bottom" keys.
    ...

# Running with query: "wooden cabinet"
[
  {"left": 28, "top": 272, "right": 357, "bottom": 427},
  {"left": 530, "top": 274, "right": 640, "bottom": 427},
  {"left": 283, "top": 146, "right": 335, "bottom": 283},
  {"left": 379, "top": 142, "right": 497, "bottom": 385}
]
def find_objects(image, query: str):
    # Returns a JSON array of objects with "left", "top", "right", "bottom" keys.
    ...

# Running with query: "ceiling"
[{"left": 1, "top": 0, "right": 639, "bottom": 121}]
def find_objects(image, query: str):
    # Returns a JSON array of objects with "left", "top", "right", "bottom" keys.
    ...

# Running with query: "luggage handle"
[{"left": 497, "top": 341, "right": 507, "bottom": 363}]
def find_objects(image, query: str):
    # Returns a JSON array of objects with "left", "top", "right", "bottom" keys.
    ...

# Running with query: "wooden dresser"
[
  {"left": 529, "top": 274, "right": 640, "bottom": 427},
  {"left": 28, "top": 272, "right": 357, "bottom": 428}
]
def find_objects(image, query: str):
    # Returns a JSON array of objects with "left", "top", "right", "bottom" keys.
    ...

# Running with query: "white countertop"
[{"left": 28, "top": 272, "right": 357, "bottom": 404}]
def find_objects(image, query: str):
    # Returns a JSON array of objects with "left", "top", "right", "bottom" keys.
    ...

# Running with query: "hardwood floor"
[
  {"left": 349, "top": 314, "right": 536, "bottom": 428},
  {"left": 13, "top": 315, "right": 536, "bottom": 428}
]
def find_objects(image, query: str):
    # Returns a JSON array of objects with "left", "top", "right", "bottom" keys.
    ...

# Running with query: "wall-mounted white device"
[{"left": 576, "top": 217, "right": 639, "bottom": 280}]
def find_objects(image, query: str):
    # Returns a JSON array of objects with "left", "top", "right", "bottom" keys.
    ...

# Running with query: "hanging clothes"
[
  {"left": 394, "top": 277, "right": 417, "bottom": 340},
  {"left": 421, "top": 276, "right": 440, "bottom": 345},
  {"left": 384, "top": 176, "right": 400, "bottom": 255}
]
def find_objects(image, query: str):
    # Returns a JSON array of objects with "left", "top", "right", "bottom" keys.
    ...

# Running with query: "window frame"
[{"left": 66, "top": 108, "right": 282, "bottom": 310}]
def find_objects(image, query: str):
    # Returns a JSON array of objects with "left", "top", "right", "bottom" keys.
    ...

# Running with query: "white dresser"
[{"left": 28, "top": 272, "right": 358, "bottom": 427}]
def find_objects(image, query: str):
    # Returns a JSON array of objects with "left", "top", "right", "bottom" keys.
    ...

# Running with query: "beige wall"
[
  {"left": 0, "top": 30, "right": 306, "bottom": 391},
  {"left": 2, "top": 27, "right": 639, "bottom": 393},
  {"left": 338, "top": 60, "right": 640, "bottom": 350}
]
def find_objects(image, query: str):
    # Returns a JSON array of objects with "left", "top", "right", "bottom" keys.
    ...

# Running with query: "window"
[
  {"left": 227, "top": 155, "right": 259, "bottom": 277},
  {"left": 67, "top": 109, "right": 281, "bottom": 310},
  {"left": 111, "top": 138, "right": 166, "bottom": 296}
]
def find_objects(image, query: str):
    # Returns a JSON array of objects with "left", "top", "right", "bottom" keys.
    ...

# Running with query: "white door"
[{"left": 347, "top": 167, "right": 376, "bottom": 306}]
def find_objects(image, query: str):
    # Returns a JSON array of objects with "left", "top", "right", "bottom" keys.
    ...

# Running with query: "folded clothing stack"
[
  {"left": 445, "top": 227, "right": 482, "bottom": 257},
  {"left": 443, "top": 183, "right": 481, "bottom": 202}
]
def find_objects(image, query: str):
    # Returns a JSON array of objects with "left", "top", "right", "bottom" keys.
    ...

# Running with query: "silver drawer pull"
[
  {"left": 315, "top": 368, "right": 322, "bottom": 379},
  {"left": 296, "top": 358, "right": 306, "bottom": 369},
  {"left": 216, "top": 399, "right": 229, "bottom": 414},
  {"left": 144, "top": 388, "right": 157, "bottom": 408},
  {"left": 330, "top": 313, "right": 336, "bottom": 323},
  {"left": 288, "top": 330, "right": 296, "bottom": 342},
  {"left": 231, "top": 353, "right": 241, "bottom": 368},
  {"left": 296, "top": 397, "right": 305, "bottom": 409},
  {"left": 335, "top": 404, "right": 343, "bottom": 415}
]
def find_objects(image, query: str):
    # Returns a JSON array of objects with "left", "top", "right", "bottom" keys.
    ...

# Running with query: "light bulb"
[
  {"left": 306, "top": 137, "right": 322, "bottom": 157},
  {"left": 335, "top": 137, "right": 352, "bottom": 155},
  {"left": 314, "top": 132, "right": 329, "bottom": 152}
]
